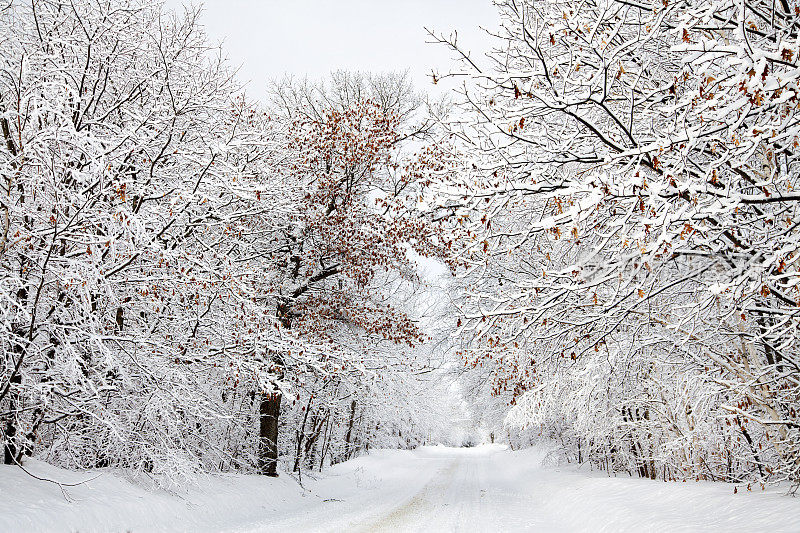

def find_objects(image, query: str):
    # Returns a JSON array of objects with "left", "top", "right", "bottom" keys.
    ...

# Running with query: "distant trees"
[
  {"left": 434, "top": 0, "right": 800, "bottom": 486},
  {"left": 0, "top": 0, "right": 454, "bottom": 485}
]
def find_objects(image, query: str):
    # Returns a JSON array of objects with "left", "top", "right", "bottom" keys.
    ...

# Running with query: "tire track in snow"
[{"left": 357, "top": 456, "right": 486, "bottom": 532}]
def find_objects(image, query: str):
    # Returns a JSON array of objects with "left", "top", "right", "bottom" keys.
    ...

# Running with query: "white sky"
[{"left": 166, "top": 0, "right": 497, "bottom": 97}]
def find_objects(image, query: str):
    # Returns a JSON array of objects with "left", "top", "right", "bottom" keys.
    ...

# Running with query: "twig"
[{"left": 11, "top": 456, "right": 102, "bottom": 503}]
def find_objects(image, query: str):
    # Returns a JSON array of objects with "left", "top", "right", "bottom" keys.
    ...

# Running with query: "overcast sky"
[{"left": 166, "top": 0, "right": 497, "bottom": 97}]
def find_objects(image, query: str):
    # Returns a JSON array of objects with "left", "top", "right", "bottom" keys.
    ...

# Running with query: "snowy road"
[
  {"left": 357, "top": 456, "right": 482, "bottom": 532},
  {"left": 252, "top": 446, "right": 543, "bottom": 532},
  {"left": 3, "top": 445, "right": 799, "bottom": 532},
  {"left": 252, "top": 445, "right": 800, "bottom": 533}
]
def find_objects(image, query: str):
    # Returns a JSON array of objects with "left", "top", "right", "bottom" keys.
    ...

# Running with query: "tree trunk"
[
  {"left": 318, "top": 413, "right": 332, "bottom": 472},
  {"left": 3, "top": 384, "right": 19, "bottom": 465},
  {"left": 293, "top": 395, "right": 313, "bottom": 473},
  {"left": 304, "top": 411, "right": 327, "bottom": 469},
  {"left": 3, "top": 318, "right": 26, "bottom": 465},
  {"left": 343, "top": 399, "right": 357, "bottom": 461},
  {"left": 258, "top": 391, "right": 281, "bottom": 477}
]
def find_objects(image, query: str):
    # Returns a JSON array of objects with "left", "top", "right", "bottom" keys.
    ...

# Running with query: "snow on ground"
[{"left": 1, "top": 445, "right": 797, "bottom": 532}]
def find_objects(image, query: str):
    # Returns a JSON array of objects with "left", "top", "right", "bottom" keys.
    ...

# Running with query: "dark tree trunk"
[
  {"left": 303, "top": 411, "right": 327, "bottom": 470},
  {"left": 258, "top": 391, "right": 281, "bottom": 477},
  {"left": 3, "top": 382, "right": 19, "bottom": 465},
  {"left": 293, "top": 395, "right": 313, "bottom": 472},
  {"left": 318, "top": 413, "right": 332, "bottom": 472},
  {"left": 343, "top": 399, "right": 357, "bottom": 461},
  {"left": 622, "top": 406, "right": 648, "bottom": 478},
  {"left": 3, "top": 316, "right": 27, "bottom": 465},
  {"left": 738, "top": 416, "right": 765, "bottom": 479}
]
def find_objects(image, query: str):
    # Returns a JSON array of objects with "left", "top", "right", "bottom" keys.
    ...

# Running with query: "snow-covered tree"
[
  {"left": 433, "top": 0, "right": 800, "bottom": 486},
  {"left": 254, "top": 72, "right": 460, "bottom": 475},
  {"left": 0, "top": 0, "right": 285, "bottom": 483},
  {"left": 0, "top": 0, "right": 456, "bottom": 486}
]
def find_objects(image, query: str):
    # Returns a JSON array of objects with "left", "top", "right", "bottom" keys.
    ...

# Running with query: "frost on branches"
[
  {"left": 254, "top": 73, "right": 459, "bottom": 476},
  {"left": 0, "top": 1, "right": 456, "bottom": 487},
  {"left": 434, "top": 0, "right": 800, "bottom": 487}
]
